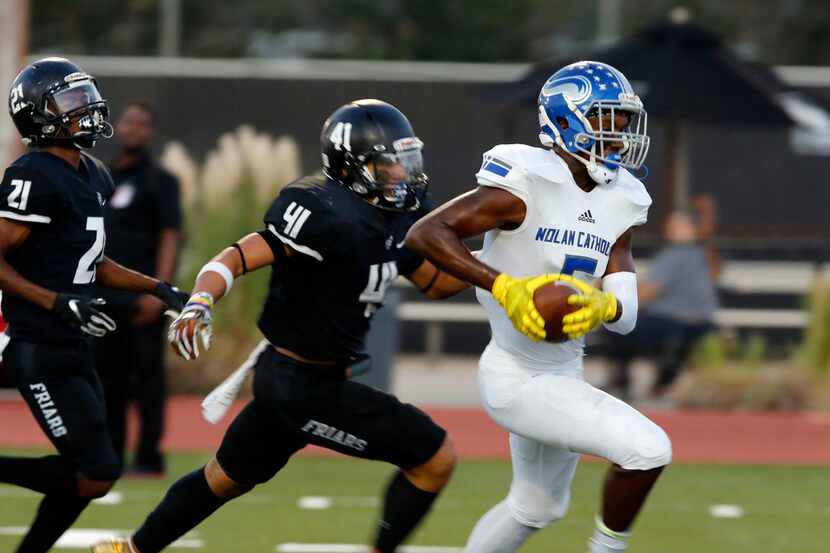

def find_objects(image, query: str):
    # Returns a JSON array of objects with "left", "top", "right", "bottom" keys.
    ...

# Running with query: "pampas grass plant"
[{"left": 159, "top": 127, "right": 302, "bottom": 390}]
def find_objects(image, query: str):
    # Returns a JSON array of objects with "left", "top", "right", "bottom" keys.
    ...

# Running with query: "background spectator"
[
  {"left": 95, "top": 101, "right": 183, "bottom": 476},
  {"left": 605, "top": 200, "right": 719, "bottom": 400}
]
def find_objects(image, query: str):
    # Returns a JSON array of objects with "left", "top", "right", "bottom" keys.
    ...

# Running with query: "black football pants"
[
  {"left": 94, "top": 321, "right": 166, "bottom": 472},
  {"left": 7, "top": 338, "right": 121, "bottom": 481},
  {"left": 217, "top": 347, "right": 447, "bottom": 487}
]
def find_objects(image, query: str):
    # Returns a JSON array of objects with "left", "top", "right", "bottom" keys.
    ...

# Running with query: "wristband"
[
  {"left": 187, "top": 291, "right": 215, "bottom": 310},
  {"left": 197, "top": 261, "right": 234, "bottom": 295}
]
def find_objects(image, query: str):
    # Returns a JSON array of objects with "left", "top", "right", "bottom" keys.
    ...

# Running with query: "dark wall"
[
  {"left": 95, "top": 74, "right": 830, "bottom": 246},
  {"left": 96, "top": 77, "right": 517, "bottom": 207}
]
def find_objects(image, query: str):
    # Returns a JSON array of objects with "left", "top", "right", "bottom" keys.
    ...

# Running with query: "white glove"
[{"left": 168, "top": 292, "right": 214, "bottom": 360}]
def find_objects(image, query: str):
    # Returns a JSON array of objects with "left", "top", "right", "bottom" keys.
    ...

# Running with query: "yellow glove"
[
  {"left": 558, "top": 274, "right": 619, "bottom": 339},
  {"left": 491, "top": 273, "right": 558, "bottom": 341}
]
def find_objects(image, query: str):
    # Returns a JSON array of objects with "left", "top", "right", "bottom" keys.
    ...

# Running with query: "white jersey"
[{"left": 475, "top": 143, "right": 652, "bottom": 371}]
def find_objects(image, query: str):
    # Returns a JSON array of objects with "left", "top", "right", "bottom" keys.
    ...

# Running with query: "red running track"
[{"left": 2, "top": 396, "right": 829, "bottom": 464}]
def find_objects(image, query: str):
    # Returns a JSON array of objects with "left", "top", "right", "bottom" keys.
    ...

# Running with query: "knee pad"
[
  {"left": 507, "top": 483, "right": 571, "bottom": 528},
  {"left": 621, "top": 425, "right": 673, "bottom": 471}
]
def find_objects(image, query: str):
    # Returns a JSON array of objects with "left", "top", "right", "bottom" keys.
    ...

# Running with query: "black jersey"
[
  {"left": 258, "top": 173, "right": 427, "bottom": 361},
  {"left": 0, "top": 150, "right": 114, "bottom": 342},
  {"left": 105, "top": 153, "right": 182, "bottom": 276}
]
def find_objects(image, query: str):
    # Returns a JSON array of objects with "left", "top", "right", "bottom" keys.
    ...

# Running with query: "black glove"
[
  {"left": 154, "top": 281, "right": 190, "bottom": 313},
  {"left": 53, "top": 294, "right": 117, "bottom": 337}
]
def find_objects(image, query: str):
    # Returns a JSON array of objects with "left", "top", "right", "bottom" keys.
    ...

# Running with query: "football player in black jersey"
[
  {"left": 92, "top": 100, "right": 470, "bottom": 553},
  {"left": 0, "top": 58, "right": 187, "bottom": 553}
]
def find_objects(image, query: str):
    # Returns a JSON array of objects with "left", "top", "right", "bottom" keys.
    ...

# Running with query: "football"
[{"left": 533, "top": 280, "right": 582, "bottom": 343}]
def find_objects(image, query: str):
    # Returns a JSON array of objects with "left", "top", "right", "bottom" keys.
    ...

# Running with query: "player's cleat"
[{"left": 90, "top": 538, "right": 137, "bottom": 553}]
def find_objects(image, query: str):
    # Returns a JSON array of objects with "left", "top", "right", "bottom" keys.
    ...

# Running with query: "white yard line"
[
  {"left": 0, "top": 528, "right": 202, "bottom": 549},
  {"left": 298, "top": 496, "right": 380, "bottom": 510},
  {"left": 93, "top": 491, "right": 124, "bottom": 505},
  {"left": 709, "top": 504, "right": 745, "bottom": 519}
]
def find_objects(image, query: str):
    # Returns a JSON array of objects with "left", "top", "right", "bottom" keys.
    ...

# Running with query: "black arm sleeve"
[
  {"left": 396, "top": 195, "right": 433, "bottom": 276},
  {"left": 397, "top": 245, "right": 426, "bottom": 277}
]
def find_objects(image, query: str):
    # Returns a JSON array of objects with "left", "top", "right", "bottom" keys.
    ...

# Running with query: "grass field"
[{"left": 0, "top": 449, "right": 827, "bottom": 553}]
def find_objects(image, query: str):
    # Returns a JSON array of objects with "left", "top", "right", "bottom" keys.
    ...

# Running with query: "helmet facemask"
[
  {"left": 540, "top": 97, "right": 649, "bottom": 186},
  {"left": 575, "top": 99, "right": 649, "bottom": 174},
  {"left": 353, "top": 137, "right": 428, "bottom": 211},
  {"left": 40, "top": 78, "right": 113, "bottom": 149}
]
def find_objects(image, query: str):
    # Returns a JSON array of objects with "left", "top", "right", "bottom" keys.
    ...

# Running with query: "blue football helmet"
[{"left": 538, "top": 61, "right": 649, "bottom": 185}]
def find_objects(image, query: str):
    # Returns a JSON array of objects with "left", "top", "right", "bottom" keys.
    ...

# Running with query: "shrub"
[
  {"left": 160, "top": 127, "right": 301, "bottom": 390},
  {"left": 800, "top": 278, "right": 830, "bottom": 373}
]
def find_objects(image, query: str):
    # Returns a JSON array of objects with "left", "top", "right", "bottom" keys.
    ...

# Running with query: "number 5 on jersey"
[{"left": 561, "top": 254, "right": 598, "bottom": 278}]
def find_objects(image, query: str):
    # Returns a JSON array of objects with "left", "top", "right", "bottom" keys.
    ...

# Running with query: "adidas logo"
[{"left": 578, "top": 209, "right": 596, "bottom": 224}]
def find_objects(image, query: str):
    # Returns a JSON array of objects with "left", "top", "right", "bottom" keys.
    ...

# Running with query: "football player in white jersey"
[{"left": 406, "top": 61, "right": 671, "bottom": 553}]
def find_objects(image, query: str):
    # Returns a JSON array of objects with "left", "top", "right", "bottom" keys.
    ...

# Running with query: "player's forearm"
[
  {"left": 191, "top": 248, "right": 243, "bottom": 302},
  {"left": 407, "top": 187, "right": 525, "bottom": 291},
  {"left": 97, "top": 256, "right": 159, "bottom": 293},
  {"left": 406, "top": 221, "right": 499, "bottom": 291},
  {"left": 425, "top": 272, "right": 471, "bottom": 299},
  {"left": 0, "top": 255, "right": 58, "bottom": 310},
  {"left": 191, "top": 233, "right": 276, "bottom": 303},
  {"left": 408, "top": 260, "right": 471, "bottom": 300},
  {"left": 155, "top": 228, "right": 181, "bottom": 283}
]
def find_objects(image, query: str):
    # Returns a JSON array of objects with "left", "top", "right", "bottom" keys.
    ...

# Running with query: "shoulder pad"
[
  {"left": 280, "top": 177, "right": 339, "bottom": 211},
  {"left": 615, "top": 169, "right": 652, "bottom": 209},
  {"left": 477, "top": 143, "right": 573, "bottom": 195},
  {"left": 12, "top": 151, "right": 53, "bottom": 171},
  {"left": 6, "top": 153, "right": 56, "bottom": 187},
  {"left": 614, "top": 169, "right": 652, "bottom": 226},
  {"left": 479, "top": 144, "right": 543, "bottom": 175},
  {"left": 264, "top": 179, "right": 343, "bottom": 262}
]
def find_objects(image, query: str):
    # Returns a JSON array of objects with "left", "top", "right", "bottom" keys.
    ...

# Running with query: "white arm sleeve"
[{"left": 602, "top": 271, "right": 638, "bottom": 335}]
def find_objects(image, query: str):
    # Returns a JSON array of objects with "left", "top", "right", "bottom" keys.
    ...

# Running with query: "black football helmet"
[
  {"left": 321, "top": 99, "right": 427, "bottom": 211},
  {"left": 8, "top": 57, "right": 112, "bottom": 149}
]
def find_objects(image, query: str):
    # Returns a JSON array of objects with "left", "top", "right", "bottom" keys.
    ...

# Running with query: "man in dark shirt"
[{"left": 95, "top": 101, "right": 182, "bottom": 476}]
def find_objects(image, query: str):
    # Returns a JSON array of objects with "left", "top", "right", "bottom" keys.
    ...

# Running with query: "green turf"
[{"left": 0, "top": 449, "right": 827, "bottom": 552}]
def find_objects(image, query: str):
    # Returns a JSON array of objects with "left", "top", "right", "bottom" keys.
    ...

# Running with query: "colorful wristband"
[{"left": 186, "top": 291, "right": 215, "bottom": 310}]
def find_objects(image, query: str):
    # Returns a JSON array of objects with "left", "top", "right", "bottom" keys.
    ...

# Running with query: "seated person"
[{"left": 604, "top": 208, "right": 718, "bottom": 398}]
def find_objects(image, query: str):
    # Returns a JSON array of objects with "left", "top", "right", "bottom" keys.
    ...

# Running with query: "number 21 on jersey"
[
  {"left": 73, "top": 217, "right": 106, "bottom": 284},
  {"left": 7, "top": 179, "right": 32, "bottom": 210}
]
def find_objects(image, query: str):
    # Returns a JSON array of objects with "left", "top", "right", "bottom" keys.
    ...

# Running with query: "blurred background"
[{"left": 2, "top": 1, "right": 830, "bottom": 552}]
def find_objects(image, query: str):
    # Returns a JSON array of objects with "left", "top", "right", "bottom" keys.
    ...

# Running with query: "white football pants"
[{"left": 476, "top": 342, "right": 672, "bottom": 529}]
